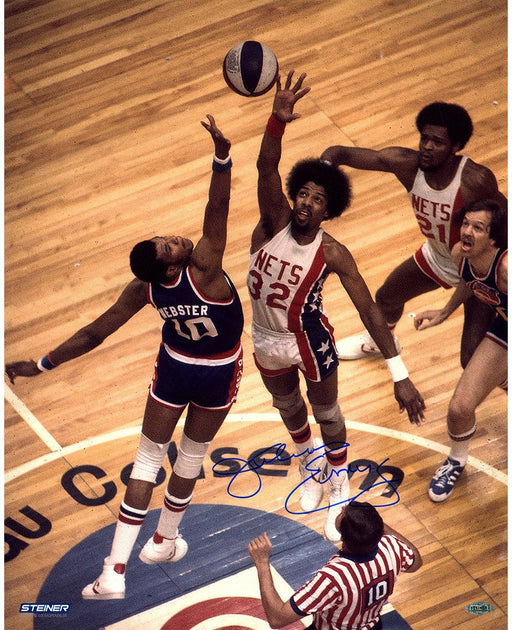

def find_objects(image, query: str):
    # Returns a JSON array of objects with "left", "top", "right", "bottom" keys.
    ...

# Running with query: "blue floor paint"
[{"left": 34, "top": 504, "right": 412, "bottom": 629}]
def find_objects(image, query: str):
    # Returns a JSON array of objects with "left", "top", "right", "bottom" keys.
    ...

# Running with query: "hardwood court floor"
[{"left": 4, "top": 1, "right": 507, "bottom": 628}]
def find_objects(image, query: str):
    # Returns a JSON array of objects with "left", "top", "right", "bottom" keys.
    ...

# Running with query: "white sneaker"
[
  {"left": 336, "top": 330, "right": 400, "bottom": 360},
  {"left": 298, "top": 440, "right": 326, "bottom": 512},
  {"left": 82, "top": 557, "right": 125, "bottom": 600},
  {"left": 139, "top": 531, "right": 188, "bottom": 565},
  {"left": 323, "top": 472, "right": 350, "bottom": 543}
]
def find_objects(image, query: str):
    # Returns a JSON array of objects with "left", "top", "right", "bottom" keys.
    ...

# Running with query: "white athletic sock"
[
  {"left": 289, "top": 421, "right": 316, "bottom": 458},
  {"left": 448, "top": 439, "right": 469, "bottom": 466},
  {"left": 156, "top": 491, "right": 192, "bottom": 539},
  {"left": 109, "top": 502, "right": 148, "bottom": 565}
]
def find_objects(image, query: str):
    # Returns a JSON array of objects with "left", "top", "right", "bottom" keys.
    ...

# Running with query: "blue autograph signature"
[{"left": 211, "top": 442, "right": 400, "bottom": 514}]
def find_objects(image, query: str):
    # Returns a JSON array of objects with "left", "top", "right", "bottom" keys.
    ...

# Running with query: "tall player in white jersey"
[
  {"left": 321, "top": 102, "right": 507, "bottom": 366},
  {"left": 247, "top": 71, "right": 425, "bottom": 542}
]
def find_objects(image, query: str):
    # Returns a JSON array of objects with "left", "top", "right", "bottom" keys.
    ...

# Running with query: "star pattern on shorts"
[
  {"left": 323, "top": 353, "right": 335, "bottom": 369},
  {"left": 317, "top": 341, "right": 330, "bottom": 354}
]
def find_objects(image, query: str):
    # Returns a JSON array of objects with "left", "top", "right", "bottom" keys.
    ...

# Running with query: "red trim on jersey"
[
  {"left": 495, "top": 250, "right": 508, "bottom": 293},
  {"left": 187, "top": 266, "right": 235, "bottom": 305},
  {"left": 457, "top": 255, "right": 464, "bottom": 276},
  {"left": 296, "top": 331, "right": 320, "bottom": 380},
  {"left": 448, "top": 187, "right": 465, "bottom": 250},
  {"left": 225, "top": 347, "right": 243, "bottom": 405},
  {"left": 166, "top": 340, "right": 242, "bottom": 362},
  {"left": 414, "top": 247, "right": 452, "bottom": 289},
  {"left": 287, "top": 245, "right": 327, "bottom": 380},
  {"left": 485, "top": 331, "right": 508, "bottom": 349},
  {"left": 287, "top": 245, "right": 326, "bottom": 332}
]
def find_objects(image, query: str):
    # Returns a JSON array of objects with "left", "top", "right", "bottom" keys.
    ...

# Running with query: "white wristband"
[
  {"left": 385, "top": 355, "right": 409, "bottom": 382},
  {"left": 37, "top": 355, "right": 56, "bottom": 372},
  {"left": 213, "top": 153, "right": 231, "bottom": 165}
]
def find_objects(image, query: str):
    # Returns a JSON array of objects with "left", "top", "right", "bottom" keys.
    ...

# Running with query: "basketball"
[{"left": 222, "top": 41, "right": 279, "bottom": 97}]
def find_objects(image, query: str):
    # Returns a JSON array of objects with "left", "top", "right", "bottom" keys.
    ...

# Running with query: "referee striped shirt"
[{"left": 290, "top": 534, "right": 415, "bottom": 630}]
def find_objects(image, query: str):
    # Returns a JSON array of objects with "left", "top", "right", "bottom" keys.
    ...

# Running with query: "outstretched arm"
[
  {"left": 5, "top": 278, "right": 148, "bottom": 383},
  {"left": 251, "top": 71, "right": 310, "bottom": 252},
  {"left": 414, "top": 280, "right": 472, "bottom": 330},
  {"left": 191, "top": 115, "right": 232, "bottom": 283},
  {"left": 248, "top": 533, "right": 303, "bottom": 629},
  {"left": 327, "top": 240, "right": 426, "bottom": 425},
  {"left": 414, "top": 243, "right": 472, "bottom": 330},
  {"left": 320, "top": 145, "right": 418, "bottom": 191}
]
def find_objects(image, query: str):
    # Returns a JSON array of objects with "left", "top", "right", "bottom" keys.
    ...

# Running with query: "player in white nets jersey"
[
  {"left": 247, "top": 71, "right": 425, "bottom": 542},
  {"left": 321, "top": 102, "right": 506, "bottom": 366}
]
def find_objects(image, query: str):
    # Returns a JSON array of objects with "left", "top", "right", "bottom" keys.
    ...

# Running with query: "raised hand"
[
  {"left": 5, "top": 360, "right": 41, "bottom": 384},
  {"left": 201, "top": 114, "right": 231, "bottom": 160},
  {"left": 248, "top": 532, "right": 272, "bottom": 565},
  {"left": 271, "top": 70, "right": 311, "bottom": 123}
]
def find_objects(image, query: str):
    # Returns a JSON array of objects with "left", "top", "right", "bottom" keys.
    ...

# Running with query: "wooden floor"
[{"left": 4, "top": 1, "right": 507, "bottom": 628}]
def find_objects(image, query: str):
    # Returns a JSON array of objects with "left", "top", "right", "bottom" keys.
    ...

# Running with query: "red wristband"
[{"left": 266, "top": 114, "right": 286, "bottom": 138}]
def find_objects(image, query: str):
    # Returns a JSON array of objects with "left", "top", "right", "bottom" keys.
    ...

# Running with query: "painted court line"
[
  {"left": 5, "top": 387, "right": 508, "bottom": 487},
  {"left": 4, "top": 383, "right": 62, "bottom": 452}
]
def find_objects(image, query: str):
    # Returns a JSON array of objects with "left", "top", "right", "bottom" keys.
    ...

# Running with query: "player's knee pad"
[
  {"left": 310, "top": 401, "right": 345, "bottom": 436},
  {"left": 271, "top": 387, "right": 304, "bottom": 419},
  {"left": 448, "top": 423, "right": 476, "bottom": 442},
  {"left": 173, "top": 433, "right": 211, "bottom": 479},
  {"left": 130, "top": 433, "right": 170, "bottom": 483}
]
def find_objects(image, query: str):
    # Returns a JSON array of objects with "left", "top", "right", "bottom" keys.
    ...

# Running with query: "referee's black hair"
[
  {"left": 338, "top": 501, "right": 384, "bottom": 555},
  {"left": 130, "top": 240, "right": 169, "bottom": 283},
  {"left": 286, "top": 158, "right": 352, "bottom": 220},
  {"left": 415, "top": 102, "right": 473, "bottom": 149}
]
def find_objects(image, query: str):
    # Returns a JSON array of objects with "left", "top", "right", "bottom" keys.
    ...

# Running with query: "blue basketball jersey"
[
  {"left": 459, "top": 248, "right": 507, "bottom": 321},
  {"left": 149, "top": 266, "right": 243, "bottom": 357}
]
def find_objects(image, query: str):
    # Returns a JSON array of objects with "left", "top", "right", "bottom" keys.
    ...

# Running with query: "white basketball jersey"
[
  {"left": 247, "top": 223, "right": 328, "bottom": 333},
  {"left": 408, "top": 155, "right": 468, "bottom": 260}
]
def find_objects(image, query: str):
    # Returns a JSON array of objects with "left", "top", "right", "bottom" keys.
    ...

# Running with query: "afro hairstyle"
[
  {"left": 286, "top": 158, "right": 352, "bottom": 219},
  {"left": 415, "top": 102, "right": 473, "bottom": 149}
]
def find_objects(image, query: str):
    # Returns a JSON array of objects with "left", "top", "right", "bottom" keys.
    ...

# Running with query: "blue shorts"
[
  {"left": 486, "top": 313, "right": 507, "bottom": 349},
  {"left": 149, "top": 343, "right": 243, "bottom": 410}
]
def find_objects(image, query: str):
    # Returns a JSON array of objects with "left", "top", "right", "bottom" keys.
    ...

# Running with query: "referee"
[{"left": 248, "top": 501, "right": 422, "bottom": 629}]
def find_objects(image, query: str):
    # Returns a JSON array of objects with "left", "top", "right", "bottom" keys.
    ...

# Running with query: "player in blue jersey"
[
  {"left": 5, "top": 115, "right": 244, "bottom": 599},
  {"left": 414, "top": 199, "right": 507, "bottom": 501}
]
